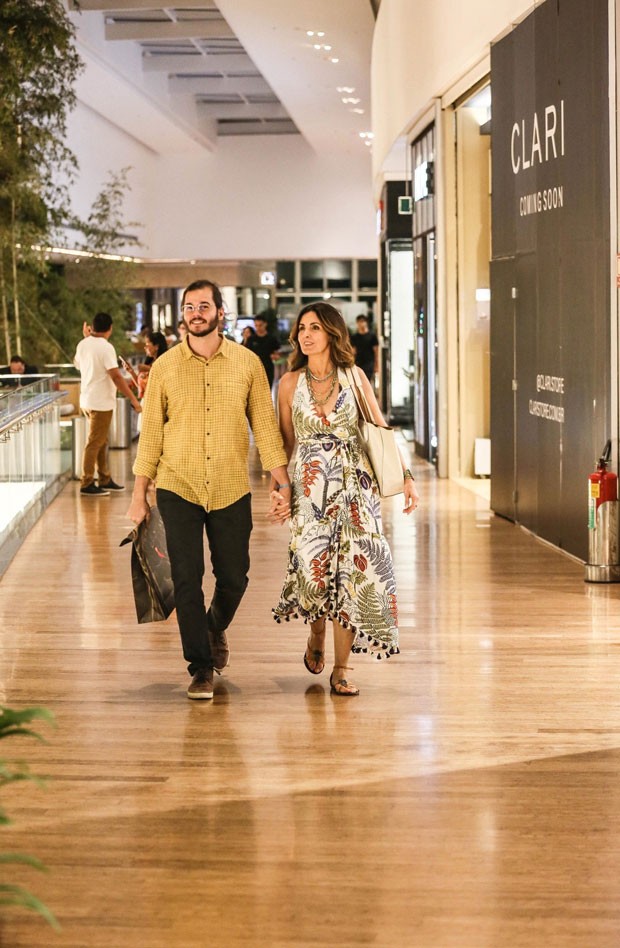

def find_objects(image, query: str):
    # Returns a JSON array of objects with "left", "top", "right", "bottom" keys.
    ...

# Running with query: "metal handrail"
[{"left": 0, "top": 377, "right": 67, "bottom": 440}]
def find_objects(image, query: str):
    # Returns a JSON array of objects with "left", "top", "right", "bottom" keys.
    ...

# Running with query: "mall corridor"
[{"left": 1, "top": 444, "right": 620, "bottom": 947}]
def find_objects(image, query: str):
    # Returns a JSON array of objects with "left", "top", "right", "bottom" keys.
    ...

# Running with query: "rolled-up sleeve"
[{"left": 246, "top": 362, "right": 288, "bottom": 471}]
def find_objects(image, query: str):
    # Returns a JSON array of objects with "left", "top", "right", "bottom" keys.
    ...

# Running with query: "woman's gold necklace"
[
  {"left": 308, "top": 366, "right": 335, "bottom": 382},
  {"left": 306, "top": 366, "right": 338, "bottom": 407}
]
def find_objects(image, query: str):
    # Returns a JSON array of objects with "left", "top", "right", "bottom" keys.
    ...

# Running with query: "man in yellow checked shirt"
[{"left": 127, "top": 279, "right": 290, "bottom": 700}]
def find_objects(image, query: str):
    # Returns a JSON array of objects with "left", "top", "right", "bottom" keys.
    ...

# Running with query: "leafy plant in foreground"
[{"left": 0, "top": 707, "right": 58, "bottom": 931}]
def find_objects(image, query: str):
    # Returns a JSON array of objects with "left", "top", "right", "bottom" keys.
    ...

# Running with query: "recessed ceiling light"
[
  {"left": 337, "top": 86, "right": 355, "bottom": 93},
  {"left": 330, "top": 57, "right": 339, "bottom": 63},
  {"left": 341, "top": 97, "right": 360, "bottom": 104},
  {"left": 351, "top": 108, "right": 365, "bottom": 114},
  {"left": 317, "top": 31, "right": 325, "bottom": 37},
  {"left": 307, "top": 30, "right": 314, "bottom": 36},
  {"left": 324, "top": 45, "right": 332, "bottom": 51},
  {"left": 313, "top": 43, "right": 321, "bottom": 49}
]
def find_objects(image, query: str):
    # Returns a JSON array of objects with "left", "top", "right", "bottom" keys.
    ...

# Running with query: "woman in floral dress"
[{"left": 270, "top": 303, "right": 418, "bottom": 696}]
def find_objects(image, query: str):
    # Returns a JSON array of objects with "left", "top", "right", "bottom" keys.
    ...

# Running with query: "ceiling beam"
[
  {"left": 71, "top": 1, "right": 217, "bottom": 9},
  {"left": 74, "top": 51, "right": 219, "bottom": 153},
  {"left": 143, "top": 53, "right": 254, "bottom": 73},
  {"left": 217, "top": 120, "right": 297, "bottom": 136},
  {"left": 105, "top": 19, "right": 234, "bottom": 42},
  {"left": 197, "top": 102, "right": 288, "bottom": 119},
  {"left": 169, "top": 75, "right": 270, "bottom": 95}
]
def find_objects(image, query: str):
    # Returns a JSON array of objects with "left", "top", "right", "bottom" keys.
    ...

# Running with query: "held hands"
[
  {"left": 402, "top": 477, "right": 419, "bottom": 515},
  {"left": 268, "top": 484, "right": 291, "bottom": 525}
]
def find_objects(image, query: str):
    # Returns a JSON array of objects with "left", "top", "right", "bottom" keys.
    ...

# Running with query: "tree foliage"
[
  {"left": 15, "top": 168, "right": 143, "bottom": 367},
  {"left": 0, "top": 0, "right": 81, "bottom": 226},
  {"left": 0, "top": 0, "right": 82, "bottom": 360},
  {"left": 0, "top": 4, "right": 142, "bottom": 367}
]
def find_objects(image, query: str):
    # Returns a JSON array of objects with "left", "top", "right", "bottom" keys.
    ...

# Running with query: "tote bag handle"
[{"left": 345, "top": 365, "right": 377, "bottom": 425}]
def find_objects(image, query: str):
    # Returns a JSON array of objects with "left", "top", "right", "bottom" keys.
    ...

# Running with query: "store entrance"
[
  {"left": 386, "top": 238, "right": 414, "bottom": 435},
  {"left": 413, "top": 232, "right": 438, "bottom": 463}
]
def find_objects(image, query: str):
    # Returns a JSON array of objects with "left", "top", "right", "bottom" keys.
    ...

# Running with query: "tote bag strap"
[{"left": 345, "top": 366, "right": 374, "bottom": 423}]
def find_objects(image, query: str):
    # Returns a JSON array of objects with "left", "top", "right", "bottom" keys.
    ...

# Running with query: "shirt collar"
[{"left": 180, "top": 333, "right": 231, "bottom": 362}]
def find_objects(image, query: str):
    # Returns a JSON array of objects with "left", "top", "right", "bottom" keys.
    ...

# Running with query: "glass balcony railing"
[{"left": 0, "top": 374, "right": 70, "bottom": 556}]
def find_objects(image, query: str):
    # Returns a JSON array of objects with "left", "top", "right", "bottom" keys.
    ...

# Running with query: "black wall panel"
[
  {"left": 515, "top": 253, "right": 539, "bottom": 536},
  {"left": 490, "top": 258, "right": 516, "bottom": 520},
  {"left": 490, "top": 0, "right": 610, "bottom": 561}
]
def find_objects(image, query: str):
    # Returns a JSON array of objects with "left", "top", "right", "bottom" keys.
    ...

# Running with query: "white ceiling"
[{"left": 69, "top": 0, "right": 377, "bottom": 156}]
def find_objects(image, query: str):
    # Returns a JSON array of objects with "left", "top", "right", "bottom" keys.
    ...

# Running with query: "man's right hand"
[{"left": 126, "top": 497, "right": 150, "bottom": 525}]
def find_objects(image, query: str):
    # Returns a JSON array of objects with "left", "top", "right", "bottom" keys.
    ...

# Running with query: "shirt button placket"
[{"left": 204, "top": 362, "right": 211, "bottom": 491}]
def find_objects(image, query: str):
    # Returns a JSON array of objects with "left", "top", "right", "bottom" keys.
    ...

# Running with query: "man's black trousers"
[{"left": 157, "top": 489, "right": 252, "bottom": 675}]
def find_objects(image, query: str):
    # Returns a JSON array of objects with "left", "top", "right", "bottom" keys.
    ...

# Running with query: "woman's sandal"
[
  {"left": 329, "top": 666, "right": 360, "bottom": 697},
  {"left": 304, "top": 638, "right": 325, "bottom": 675}
]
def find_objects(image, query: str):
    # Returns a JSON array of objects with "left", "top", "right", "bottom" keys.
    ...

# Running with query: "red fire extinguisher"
[{"left": 588, "top": 440, "right": 617, "bottom": 529}]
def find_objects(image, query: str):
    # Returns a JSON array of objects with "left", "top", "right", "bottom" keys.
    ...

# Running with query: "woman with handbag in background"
[{"left": 270, "top": 302, "right": 418, "bottom": 696}]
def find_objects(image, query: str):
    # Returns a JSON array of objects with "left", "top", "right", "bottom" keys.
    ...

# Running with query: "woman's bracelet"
[
  {"left": 276, "top": 482, "right": 291, "bottom": 489},
  {"left": 403, "top": 469, "right": 414, "bottom": 482}
]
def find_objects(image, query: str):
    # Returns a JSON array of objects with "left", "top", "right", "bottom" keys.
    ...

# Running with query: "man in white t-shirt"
[{"left": 74, "top": 312, "right": 141, "bottom": 496}]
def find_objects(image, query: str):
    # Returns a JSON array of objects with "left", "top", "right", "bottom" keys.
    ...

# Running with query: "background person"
[
  {"left": 240, "top": 325, "right": 256, "bottom": 347},
  {"left": 350, "top": 314, "right": 379, "bottom": 383},
  {"left": 9, "top": 354, "right": 39, "bottom": 375},
  {"left": 127, "top": 279, "right": 290, "bottom": 701},
  {"left": 0, "top": 354, "right": 39, "bottom": 386},
  {"left": 270, "top": 302, "right": 418, "bottom": 696},
  {"left": 137, "top": 331, "right": 168, "bottom": 399},
  {"left": 246, "top": 314, "right": 281, "bottom": 389},
  {"left": 74, "top": 312, "right": 142, "bottom": 497}
]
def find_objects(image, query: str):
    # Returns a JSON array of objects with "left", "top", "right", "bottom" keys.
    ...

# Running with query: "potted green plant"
[{"left": 0, "top": 706, "right": 58, "bottom": 931}]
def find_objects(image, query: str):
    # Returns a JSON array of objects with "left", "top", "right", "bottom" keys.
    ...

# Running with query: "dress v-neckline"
[{"left": 302, "top": 367, "right": 343, "bottom": 420}]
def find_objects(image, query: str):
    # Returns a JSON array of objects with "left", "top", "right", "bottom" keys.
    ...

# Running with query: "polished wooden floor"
[{"left": 2, "top": 445, "right": 620, "bottom": 947}]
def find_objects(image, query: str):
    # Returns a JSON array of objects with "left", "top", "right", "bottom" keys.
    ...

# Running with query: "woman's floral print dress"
[{"left": 273, "top": 369, "right": 399, "bottom": 658}]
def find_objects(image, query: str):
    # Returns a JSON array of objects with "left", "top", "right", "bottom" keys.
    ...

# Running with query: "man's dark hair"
[
  {"left": 93, "top": 312, "right": 113, "bottom": 333},
  {"left": 182, "top": 280, "right": 223, "bottom": 311},
  {"left": 9, "top": 355, "right": 25, "bottom": 365}
]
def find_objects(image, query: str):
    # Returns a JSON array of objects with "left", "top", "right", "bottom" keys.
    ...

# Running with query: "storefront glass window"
[
  {"left": 276, "top": 261, "right": 295, "bottom": 292},
  {"left": 301, "top": 261, "right": 324, "bottom": 290}
]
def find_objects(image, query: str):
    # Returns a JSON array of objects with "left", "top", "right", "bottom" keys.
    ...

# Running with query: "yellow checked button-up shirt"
[{"left": 133, "top": 336, "right": 287, "bottom": 510}]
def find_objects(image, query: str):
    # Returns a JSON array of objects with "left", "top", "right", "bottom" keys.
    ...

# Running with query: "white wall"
[
  {"left": 65, "top": 101, "right": 157, "bottom": 252},
  {"left": 64, "top": 101, "right": 377, "bottom": 261},
  {"left": 371, "top": 0, "right": 534, "bottom": 179},
  {"left": 61, "top": 24, "right": 378, "bottom": 263},
  {"left": 148, "top": 137, "right": 376, "bottom": 260}
]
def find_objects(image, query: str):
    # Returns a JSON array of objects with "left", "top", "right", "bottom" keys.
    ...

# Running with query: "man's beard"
[{"left": 187, "top": 317, "right": 219, "bottom": 338}]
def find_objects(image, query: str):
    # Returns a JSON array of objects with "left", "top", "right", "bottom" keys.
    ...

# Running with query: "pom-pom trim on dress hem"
[{"left": 272, "top": 606, "right": 399, "bottom": 659}]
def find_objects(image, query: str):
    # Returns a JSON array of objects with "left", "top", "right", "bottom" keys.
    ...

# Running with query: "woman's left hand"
[
  {"left": 402, "top": 478, "right": 419, "bottom": 515},
  {"left": 268, "top": 488, "right": 291, "bottom": 524}
]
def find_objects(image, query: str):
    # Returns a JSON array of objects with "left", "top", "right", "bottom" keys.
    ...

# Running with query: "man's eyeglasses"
[{"left": 181, "top": 303, "right": 213, "bottom": 315}]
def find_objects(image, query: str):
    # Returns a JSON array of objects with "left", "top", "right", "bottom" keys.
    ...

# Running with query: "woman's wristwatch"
[{"left": 403, "top": 469, "right": 414, "bottom": 482}]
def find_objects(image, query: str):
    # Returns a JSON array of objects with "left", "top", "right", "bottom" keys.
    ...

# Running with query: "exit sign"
[{"left": 398, "top": 195, "right": 412, "bottom": 215}]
